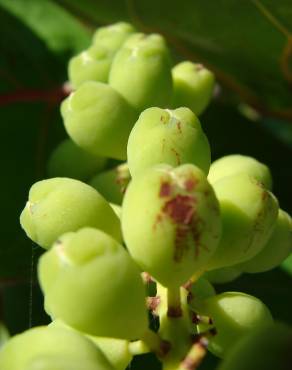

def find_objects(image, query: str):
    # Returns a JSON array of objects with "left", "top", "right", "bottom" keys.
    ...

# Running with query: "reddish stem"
[{"left": 0, "top": 83, "right": 72, "bottom": 106}]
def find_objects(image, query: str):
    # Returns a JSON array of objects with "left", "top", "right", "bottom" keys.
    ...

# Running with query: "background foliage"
[{"left": 0, "top": 1, "right": 291, "bottom": 368}]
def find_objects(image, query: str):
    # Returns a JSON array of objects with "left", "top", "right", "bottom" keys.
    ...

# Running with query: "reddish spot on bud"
[
  {"left": 154, "top": 191, "right": 207, "bottom": 261},
  {"left": 176, "top": 121, "right": 182, "bottom": 133},
  {"left": 191, "top": 215, "right": 204, "bottom": 258},
  {"left": 159, "top": 181, "right": 172, "bottom": 198},
  {"left": 162, "top": 195, "right": 199, "bottom": 262},
  {"left": 167, "top": 305, "right": 183, "bottom": 318},
  {"left": 163, "top": 195, "right": 195, "bottom": 224},
  {"left": 184, "top": 177, "right": 198, "bottom": 191},
  {"left": 158, "top": 340, "right": 171, "bottom": 357}
]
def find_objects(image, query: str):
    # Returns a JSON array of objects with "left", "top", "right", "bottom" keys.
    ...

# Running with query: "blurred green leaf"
[
  {"left": 0, "top": 6, "right": 65, "bottom": 92},
  {"left": 56, "top": 0, "right": 292, "bottom": 119},
  {"left": 0, "top": 2, "right": 291, "bottom": 355},
  {"left": 0, "top": 0, "right": 91, "bottom": 54},
  {"left": 0, "top": 102, "right": 65, "bottom": 279},
  {"left": 0, "top": 7, "right": 67, "bottom": 278},
  {"left": 56, "top": 0, "right": 128, "bottom": 24},
  {"left": 259, "top": 118, "right": 292, "bottom": 148}
]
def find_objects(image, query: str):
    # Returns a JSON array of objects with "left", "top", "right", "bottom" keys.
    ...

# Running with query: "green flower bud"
[
  {"left": 127, "top": 107, "right": 211, "bottom": 177},
  {"left": 61, "top": 81, "right": 137, "bottom": 160},
  {"left": 172, "top": 61, "right": 215, "bottom": 115},
  {"left": 20, "top": 178, "right": 121, "bottom": 248},
  {"left": 38, "top": 228, "right": 148, "bottom": 339},
  {"left": 122, "top": 164, "right": 221, "bottom": 287},
  {"left": 109, "top": 33, "right": 173, "bottom": 111}
]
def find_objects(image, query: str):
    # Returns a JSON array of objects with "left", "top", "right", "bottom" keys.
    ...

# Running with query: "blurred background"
[{"left": 0, "top": 1, "right": 291, "bottom": 369}]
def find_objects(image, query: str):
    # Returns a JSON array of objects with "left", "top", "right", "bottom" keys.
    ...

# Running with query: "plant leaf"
[
  {"left": 0, "top": 0, "right": 91, "bottom": 54},
  {"left": 0, "top": 8, "right": 67, "bottom": 279}
]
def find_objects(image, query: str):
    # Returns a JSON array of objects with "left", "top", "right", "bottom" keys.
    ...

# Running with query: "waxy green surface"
[
  {"left": 172, "top": 61, "right": 215, "bottom": 116},
  {"left": 39, "top": 228, "right": 148, "bottom": 339},
  {"left": 62, "top": 81, "right": 137, "bottom": 160},
  {"left": 122, "top": 164, "right": 221, "bottom": 287},
  {"left": 206, "top": 173, "right": 278, "bottom": 270},
  {"left": 109, "top": 33, "right": 173, "bottom": 111},
  {"left": 128, "top": 107, "right": 211, "bottom": 178},
  {"left": 20, "top": 177, "right": 121, "bottom": 248}
]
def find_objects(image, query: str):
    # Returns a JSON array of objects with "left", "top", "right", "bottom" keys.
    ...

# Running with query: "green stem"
[
  {"left": 157, "top": 285, "right": 195, "bottom": 369},
  {"left": 167, "top": 286, "right": 182, "bottom": 318}
]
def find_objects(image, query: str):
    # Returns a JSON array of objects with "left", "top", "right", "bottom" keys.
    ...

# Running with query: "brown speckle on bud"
[
  {"left": 167, "top": 305, "right": 183, "bottom": 318},
  {"left": 184, "top": 177, "right": 197, "bottom": 192},
  {"left": 141, "top": 272, "right": 154, "bottom": 284},
  {"left": 159, "top": 181, "right": 172, "bottom": 198},
  {"left": 171, "top": 147, "right": 181, "bottom": 165},
  {"left": 146, "top": 296, "right": 160, "bottom": 314},
  {"left": 154, "top": 192, "right": 207, "bottom": 263},
  {"left": 158, "top": 339, "right": 171, "bottom": 357}
]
